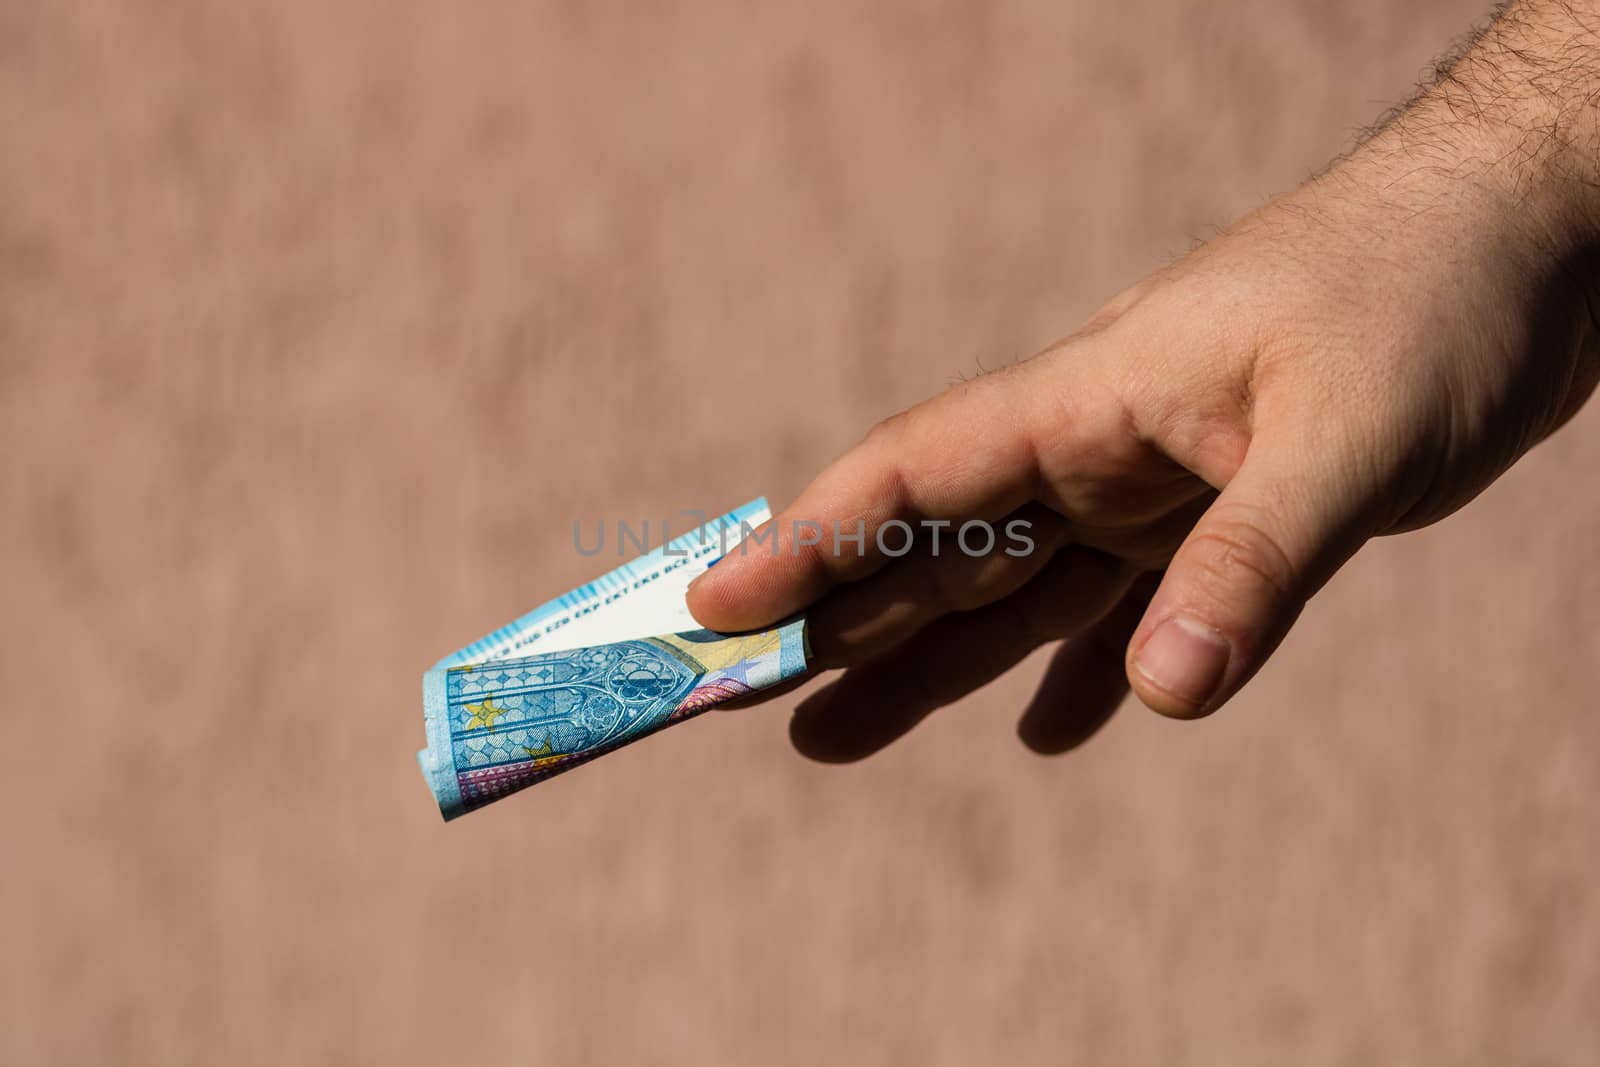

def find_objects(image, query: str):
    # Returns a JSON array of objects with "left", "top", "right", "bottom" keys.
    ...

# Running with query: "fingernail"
[{"left": 1134, "top": 616, "right": 1230, "bottom": 710}]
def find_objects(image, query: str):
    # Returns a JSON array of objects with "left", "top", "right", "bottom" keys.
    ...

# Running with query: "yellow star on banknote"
[{"left": 463, "top": 696, "right": 508, "bottom": 730}]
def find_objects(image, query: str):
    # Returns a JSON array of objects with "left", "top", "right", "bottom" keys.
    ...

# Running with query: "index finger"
[{"left": 687, "top": 365, "right": 1054, "bottom": 632}]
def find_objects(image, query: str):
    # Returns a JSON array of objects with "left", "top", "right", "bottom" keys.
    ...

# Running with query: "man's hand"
[{"left": 687, "top": 0, "right": 1600, "bottom": 759}]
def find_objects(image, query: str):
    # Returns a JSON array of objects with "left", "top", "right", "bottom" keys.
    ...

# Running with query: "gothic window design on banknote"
[{"left": 418, "top": 500, "right": 810, "bottom": 820}]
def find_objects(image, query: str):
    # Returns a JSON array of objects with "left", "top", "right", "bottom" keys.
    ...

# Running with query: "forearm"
[
  {"left": 1378, "top": 1, "right": 1600, "bottom": 250},
  {"left": 1304, "top": 0, "right": 1600, "bottom": 444}
]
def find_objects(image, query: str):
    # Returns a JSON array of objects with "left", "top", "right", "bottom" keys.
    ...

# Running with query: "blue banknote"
[{"left": 419, "top": 500, "right": 809, "bottom": 820}]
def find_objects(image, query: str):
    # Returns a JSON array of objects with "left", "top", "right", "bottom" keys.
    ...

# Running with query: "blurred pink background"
[{"left": 4, "top": 1, "right": 1598, "bottom": 1062}]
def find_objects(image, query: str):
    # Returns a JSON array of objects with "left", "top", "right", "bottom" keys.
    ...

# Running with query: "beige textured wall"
[{"left": 4, "top": 2, "right": 1599, "bottom": 1063}]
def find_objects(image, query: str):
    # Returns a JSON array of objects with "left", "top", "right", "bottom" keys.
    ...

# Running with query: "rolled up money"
[{"left": 418, "top": 500, "right": 809, "bottom": 820}]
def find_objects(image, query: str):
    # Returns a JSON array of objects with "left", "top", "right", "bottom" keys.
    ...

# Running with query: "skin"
[{"left": 687, "top": 0, "right": 1600, "bottom": 761}]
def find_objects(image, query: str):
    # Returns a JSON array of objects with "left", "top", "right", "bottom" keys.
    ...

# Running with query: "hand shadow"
[{"left": 784, "top": 573, "right": 1159, "bottom": 763}]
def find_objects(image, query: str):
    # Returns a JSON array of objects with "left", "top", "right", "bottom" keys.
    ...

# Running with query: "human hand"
[{"left": 686, "top": 3, "right": 1600, "bottom": 759}]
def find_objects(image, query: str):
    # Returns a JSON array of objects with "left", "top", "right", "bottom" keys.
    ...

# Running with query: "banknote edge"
[
  {"left": 429, "top": 497, "right": 771, "bottom": 671},
  {"left": 420, "top": 669, "right": 464, "bottom": 820}
]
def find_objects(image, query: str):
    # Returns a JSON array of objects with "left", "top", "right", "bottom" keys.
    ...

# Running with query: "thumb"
[{"left": 1126, "top": 438, "right": 1374, "bottom": 718}]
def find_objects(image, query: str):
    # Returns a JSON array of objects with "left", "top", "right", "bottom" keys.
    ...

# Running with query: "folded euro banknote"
[{"left": 419, "top": 499, "right": 810, "bottom": 820}]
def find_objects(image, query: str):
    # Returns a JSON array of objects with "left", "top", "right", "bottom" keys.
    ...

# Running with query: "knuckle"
[
  {"left": 1245, "top": 307, "right": 1302, "bottom": 365},
  {"left": 1007, "top": 550, "right": 1127, "bottom": 645},
  {"left": 916, "top": 554, "right": 971, "bottom": 615},
  {"left": 1186, "top": 508, "right": 1298, "bottom": 603},
  {"left": 863, "top": 408, "right": 915, "bottom": 446},
  {"left": 917, "top": 531, "right": 1039, "bottom": 615}
]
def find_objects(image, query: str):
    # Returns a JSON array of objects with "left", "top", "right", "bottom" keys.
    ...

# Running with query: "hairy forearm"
[
  {"left": 1386, "top": 1, "right": 1600, "bottom": 239},
  {"left": 1311, "top": 0, "right": 1600, "bottom": 430}
]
